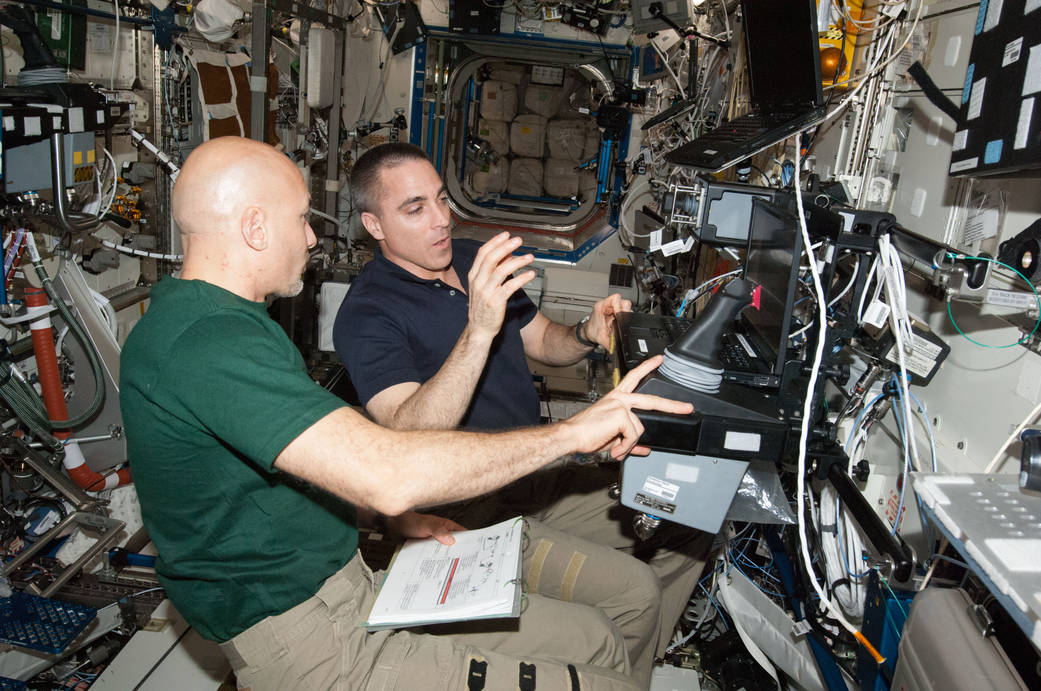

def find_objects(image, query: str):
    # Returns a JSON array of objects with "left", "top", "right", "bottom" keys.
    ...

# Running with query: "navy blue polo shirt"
[{"left": 334, "top": 238, "right": 541, "bottom": 430}]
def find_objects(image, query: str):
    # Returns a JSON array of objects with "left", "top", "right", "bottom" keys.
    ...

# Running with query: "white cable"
[
  {"left": 309, "top": 207, "right": 342, "bottom": 231},
  {"left": 830, "top": 0, "right": 899, "bottom": 32},
  {"left": 100, "top": 239, "right": 182, "bottom": 261},
  {"left": 792, "top": 136, "right": 870, "bottom": 650},
  {"left": 691, "top": 269, "right": 741, "bottom": 298},
  {"left": 856, "top": 253, "right": 881, "bottom": 322},
  {"left": 877, "top": 233, "right": 919, "bottom": 471},
  {"left": 100, "top": 148, "right": 119, "bottom": 218},
  {"left": 825, "top": 28, "right": 898, "bottom": 121},
  {"left": 824, "top": 0, "right": 922, "bottom": 93},
  {"left": 88, "top": 287, "right": 118, "bottom": 338},
  {"left": 55, "top": 325, "right": 70, "bottom": 358},
  {"left": 91, "top": 156, "right": 103, "bottom": 214},
  {"left": 789, "top": 321, "right": 813, "bottom": 341},
  {"left": 819, "top": 485, "right": 865, "bottom": 617},
  {"left": 619, "top": 180, "right": 657, "bottom": 244},
  {"left": 985, "top": 400, "right": 1041, "bottom": 473},
  {"left": 828, "top": 255, "right": 860, "bottom": 307},
  {"left": 653, "top": 42, "right": 686, "bottom": 100}
]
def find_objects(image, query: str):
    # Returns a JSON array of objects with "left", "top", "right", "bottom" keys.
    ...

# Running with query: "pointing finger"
[{"left": 614, "top": 354, "right": 663, "bottom": 393}]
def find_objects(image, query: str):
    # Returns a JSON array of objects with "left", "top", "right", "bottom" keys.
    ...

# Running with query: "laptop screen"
[
  {"left": 741, "top": 0, "right": 824, "bottom": 110},
  {"left": 742, "top": 198, "right": 803, "bottom": 376}
]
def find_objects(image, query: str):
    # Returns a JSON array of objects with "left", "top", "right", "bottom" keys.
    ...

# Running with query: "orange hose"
[
  {"left": 25, "top": 288, "right": 131, "bottom": 490},
  {"left": 25, "top": 289, "right": 69, "bottom": 439},
  {"left": 854, "top": 630, "right": 886, "bottom": 664},
  {"left": 65, "top": 462, "right": 132, "bottom": 492}
]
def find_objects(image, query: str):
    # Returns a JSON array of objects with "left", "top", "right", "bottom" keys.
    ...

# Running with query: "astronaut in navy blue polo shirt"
[{"left": 334, "top": 143, "right": 711, "bottom": 672}]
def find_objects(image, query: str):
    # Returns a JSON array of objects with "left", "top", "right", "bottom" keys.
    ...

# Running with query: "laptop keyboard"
[
  {"left": 666, "top": 106, "right": 827, "bottom": 170},
  {"left": 702, "top": 119, "right": 771, "bottom": 144},
  {"left": 720, "top": 342, "right": 753, "bottom": 370}
]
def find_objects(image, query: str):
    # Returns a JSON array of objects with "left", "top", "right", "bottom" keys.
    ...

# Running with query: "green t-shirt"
[{"left": 120, "top": 277, "right": 357, "bottom": 642}]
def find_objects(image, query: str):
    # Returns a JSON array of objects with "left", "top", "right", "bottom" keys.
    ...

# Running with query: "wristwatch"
[{"left": 574, "top": 315, "right": 598, "bottom": 348}]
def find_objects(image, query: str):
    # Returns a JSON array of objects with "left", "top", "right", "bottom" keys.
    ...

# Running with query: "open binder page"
[{"left": 364, "top": 516, "right": 524, "bottom": 630}]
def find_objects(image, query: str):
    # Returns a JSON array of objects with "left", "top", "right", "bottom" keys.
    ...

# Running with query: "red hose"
[
  {"left": 26, "top": 288, "right": 131, "bottom": 490},
  {"left": 26, "top": 289, "right": 68, "bottom": 438}
]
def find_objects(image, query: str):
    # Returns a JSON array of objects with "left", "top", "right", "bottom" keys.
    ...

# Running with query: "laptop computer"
[
  {"left": 717, "top": 197, "right": 803, "bottom": 388},
  {"left": 665, "top": 0, "right": 826, "bottom": 172},
  {"left": 614, "top": 311, "right": 691, "bottom": 374}
]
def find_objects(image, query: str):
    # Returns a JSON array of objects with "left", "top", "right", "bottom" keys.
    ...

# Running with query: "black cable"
[{"left": 594, "top": 33, "right": 617, "bottom": 83}]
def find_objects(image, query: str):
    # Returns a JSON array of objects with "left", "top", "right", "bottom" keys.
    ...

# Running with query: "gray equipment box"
[
  {"left": 4, "top": 131, "right": 95, "bottom": 194},
  {"left": 892, "top": 588, "right": 1028, "bottom": 690},
  {"left": 620, "top": 450, "right": 748, "bottom": 534}
]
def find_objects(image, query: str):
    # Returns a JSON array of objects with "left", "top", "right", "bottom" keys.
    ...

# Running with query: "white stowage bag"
[
  {"left": 481, "top": 80, "right": 518, "bottom": 122},
  {"left": 547, "top": 119, "right": 588, "bottom": 163},
  {"left": 716, "top": 566, "right": 834, "bottom": 691},
  {"left": 470, "top": 159, "right": 510, "bottom": 195},
  {"left": 508, "top": 158, "right": 544, "bottom": 197},
  {"left": 524, "top": 85, "right": 566, "bottom": 118},
  {"left": 510, "top": 114, "right": 547, "bottom": 158},
  {"left": 544, "top": 159, "right": 579, "bottom": 198},
  {"left": 476, "top": 119, "right": 509, "bottom": 156},
  {"left": 193, "top": 0, "right": 244, "bottom": 42}
]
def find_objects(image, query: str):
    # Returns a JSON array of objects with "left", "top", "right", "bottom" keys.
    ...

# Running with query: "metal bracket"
[
  {"left": 6, "top": 512, "right": 125, "bottom": 599},
  {"left": 0, "top": 436, "right": 98, "bottom": 512}
]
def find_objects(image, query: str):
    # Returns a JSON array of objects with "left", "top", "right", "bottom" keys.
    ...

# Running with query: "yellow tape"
[
  {"left": 527, "top": 539, "right": 553, "bottom": 594},
  {"left": 560, "top": 552, "right": 587, "bottom": 602}
]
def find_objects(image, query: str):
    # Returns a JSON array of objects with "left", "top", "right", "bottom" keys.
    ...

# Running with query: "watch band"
[{"left": 574, "top": 315, "right": 597, "bottom": 348}]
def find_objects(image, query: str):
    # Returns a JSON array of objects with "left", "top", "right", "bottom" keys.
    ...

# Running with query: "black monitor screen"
[
  {"left": 743, "top": 198, "right": 802, "bottom": 373},
  {"left": 741, "top": 0, "right": 823, "bottom": 109}
]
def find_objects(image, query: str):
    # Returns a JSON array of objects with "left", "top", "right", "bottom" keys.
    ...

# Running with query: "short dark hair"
[{"left": 350, "top": 143, "right": 430, "bottom": 215}]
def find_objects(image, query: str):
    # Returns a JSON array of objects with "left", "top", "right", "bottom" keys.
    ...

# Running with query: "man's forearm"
[
  {"left": 381, "top": 326, "right": 493, "bottom": 430},
  {"left": 277, "top": 407, "right": 576, "bottom": 516},
  {"left": 277, "top": 354, "right": 691, "bottom": 517},
  {"left": 530, "top": 321, "right": 593, "bottom": 366}
]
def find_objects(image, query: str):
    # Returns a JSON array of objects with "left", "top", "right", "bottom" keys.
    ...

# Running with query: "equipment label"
[
  {"left": 885, "top": 337, "right": 943, "bottom": 379},
  {"left": 633, "top": 493, "right": 676, "bottom": 515},
  {"left": 968, "top": 77, "right": 987, "bottom": 120},
  {"left": 1015, "top": 98, "right": 1034, "bottom": 150},
  {"left": 641, "top": 475, "right": 679, "bottom": 502},
  {"left": 1003, "top": 37, "right": 1024, "bottom": 66},
  {"left": 986, "top": 288, "right": 1037, "bottom": 309},
  {"left": 724, "top": 431, "right": 761, "bottom": 452}
]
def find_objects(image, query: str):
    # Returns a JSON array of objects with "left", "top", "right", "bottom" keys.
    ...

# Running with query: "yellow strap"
[
  {"left": 527, "top": 539, "right": 553, "bottom": 594},
  {"left": 560, "top": 552, "right": 587, "bottom": 602}
]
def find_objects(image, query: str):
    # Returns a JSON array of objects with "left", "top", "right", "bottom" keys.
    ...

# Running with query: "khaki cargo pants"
[{"left": 220, "top": 521, "right": 650, "bottom": 691}]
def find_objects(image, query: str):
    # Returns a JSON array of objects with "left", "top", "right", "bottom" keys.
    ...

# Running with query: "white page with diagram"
[{"left": 363, "top": 516, "right": 524, "bottom": 630}]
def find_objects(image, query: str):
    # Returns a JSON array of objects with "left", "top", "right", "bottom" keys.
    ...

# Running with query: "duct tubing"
[
  {"left": 24, "top": 233, "right": 106, "bottom": 428},
  {"left": 25, "top": 289, "right": 129, "bottom": 491}
]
